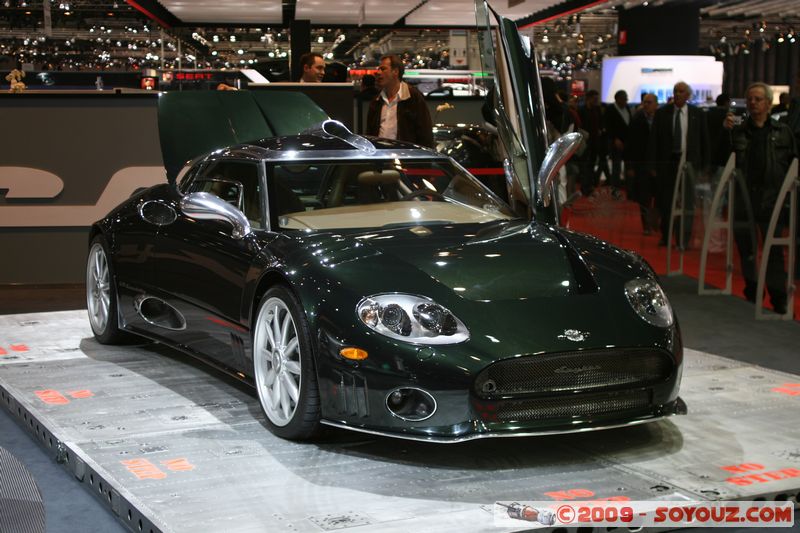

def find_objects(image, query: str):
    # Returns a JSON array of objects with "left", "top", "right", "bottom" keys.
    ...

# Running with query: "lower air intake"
[{"left": 495, "top": 389, "right": 651, "bottom": 422}]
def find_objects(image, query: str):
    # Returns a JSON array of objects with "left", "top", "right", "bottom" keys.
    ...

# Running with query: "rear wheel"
[
  {"left": 252, "top": 285, "right": 321, "bottom": 440},
  {"left": 86, "top": 236, "right": 126, "bottom": 344}
]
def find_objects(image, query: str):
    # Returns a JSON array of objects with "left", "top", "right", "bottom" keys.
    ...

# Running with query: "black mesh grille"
[
  {"left": 474, "top": 349, "right": 673, "bottom": 399},
  {"left": 495, "top": 389, "right": 651, "bottom": 422}
]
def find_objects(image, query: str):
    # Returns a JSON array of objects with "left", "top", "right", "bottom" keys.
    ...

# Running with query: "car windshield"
[{"left": 270, "top": 158, "right": 515, "bottom": 231}]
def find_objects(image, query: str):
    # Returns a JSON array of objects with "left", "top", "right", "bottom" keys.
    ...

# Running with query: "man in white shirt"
[
  {"left": 365, "top": 55, "right": 433, "bottom": 148},
  {"left": 299, "top": 53, "right": 325, "bottom": 83}
]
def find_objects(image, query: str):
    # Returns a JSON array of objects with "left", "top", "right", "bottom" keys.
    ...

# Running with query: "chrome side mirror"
[
  {"left": 180, "top": 192, "right": 251, "bottom": 239},
  {"left": 538, "top": 132, "right": 583, "bottom": 207}
]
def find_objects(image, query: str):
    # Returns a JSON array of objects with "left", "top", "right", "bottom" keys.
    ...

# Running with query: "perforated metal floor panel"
[{"left": 0, "top": 310, "right": 798, "bottom": 533}]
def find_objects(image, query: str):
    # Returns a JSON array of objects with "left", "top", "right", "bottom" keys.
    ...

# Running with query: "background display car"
[{"left": 85, "top": 2, "right": 685, "bottom": 442}]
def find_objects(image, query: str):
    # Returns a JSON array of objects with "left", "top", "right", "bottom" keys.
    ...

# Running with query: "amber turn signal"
[{"left": 340, "top": 347, "right": 368, "bottom": 360}]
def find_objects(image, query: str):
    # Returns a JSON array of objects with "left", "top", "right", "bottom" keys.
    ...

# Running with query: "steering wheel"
[{"left": 401, "top": 189, "right": 446, "bottom": 201}]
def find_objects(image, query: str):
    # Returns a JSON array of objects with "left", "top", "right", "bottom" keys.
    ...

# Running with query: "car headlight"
[
  {"left": 624, "top": 278, "right": 674, "bottom": 328},
  {"left": 357, "top": 294, "right": 469, "bottom": 344}
]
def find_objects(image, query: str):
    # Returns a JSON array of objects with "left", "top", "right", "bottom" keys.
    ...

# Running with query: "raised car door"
[{"left": 475, "top": 0, "right": 550, "bottom": 221}]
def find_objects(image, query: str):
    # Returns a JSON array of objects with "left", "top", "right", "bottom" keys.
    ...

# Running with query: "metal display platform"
[{"left": 0, "top": 310, "right": 799, "bottom": 533}]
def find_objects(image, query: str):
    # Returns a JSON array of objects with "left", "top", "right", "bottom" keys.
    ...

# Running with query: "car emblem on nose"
[
  {"left": 558, "top": 329, "right": 590, "bottom": 342},
  {"left": 554, "top": 364, "right": 602, "bottom": 374}
]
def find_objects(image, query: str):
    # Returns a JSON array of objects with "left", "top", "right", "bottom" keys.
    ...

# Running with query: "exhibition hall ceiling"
[
  {"left": 0, "top": 0, "right": 797, "bottom": 71},
  {"left": 152, "top": 0, "right": 800, "bottom": 26},
  {"left": 158, "top": 0, "right": 561, "bottom": 26}
]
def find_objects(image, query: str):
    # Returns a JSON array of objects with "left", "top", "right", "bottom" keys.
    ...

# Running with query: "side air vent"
[
  {"left": 134, "top": 295, "right": 186, "bottom": 331},
  {"left": 332, "top": 370, "right": 370, "bottom": 418},
  {"left": 139, "top": 200, "right": 177, "bottom": 226}
]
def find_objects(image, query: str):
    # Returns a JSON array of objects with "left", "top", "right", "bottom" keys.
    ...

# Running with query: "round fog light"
[
  {"left": 385, "top": 387, "right": 436, "bottom": 422},
  {"left": 389, "top": 390, "right": 404, "bottom": 405}
]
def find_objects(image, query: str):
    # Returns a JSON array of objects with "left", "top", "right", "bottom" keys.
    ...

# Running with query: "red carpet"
[{"left": 562, "top": 187, "right": 799, "bottom": 321}]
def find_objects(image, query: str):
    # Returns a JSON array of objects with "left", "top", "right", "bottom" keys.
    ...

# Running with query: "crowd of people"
[{"left": 551, "top": 79, "right": 799, "bottom": 314}]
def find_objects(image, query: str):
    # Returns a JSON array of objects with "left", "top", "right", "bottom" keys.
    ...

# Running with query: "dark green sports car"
[{"left": 85, "top": 2, "right": 684, "bottom": 442}]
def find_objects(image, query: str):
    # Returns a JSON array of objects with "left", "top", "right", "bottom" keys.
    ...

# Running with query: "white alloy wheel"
[
  {"left": 253, "top": 296, "right": 303, "bottom": 427},
  {"left": 87, "top": 242, "right": 111, "bottom": 335}
]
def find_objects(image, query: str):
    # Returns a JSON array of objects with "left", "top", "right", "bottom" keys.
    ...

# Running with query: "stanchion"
[
  {"left": 666, "top": 153, "right": 686, "bottom": 276},
  {"left": 755, "top": 158, "right": 798, "bottom": 320},
  {"left": 699, "top": 153, "right": 736, "bottom": 294}
]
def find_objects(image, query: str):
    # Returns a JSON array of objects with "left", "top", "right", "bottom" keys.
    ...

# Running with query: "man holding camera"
[{"left": 723, "top": 82, "right": 798, "bottom": 314}]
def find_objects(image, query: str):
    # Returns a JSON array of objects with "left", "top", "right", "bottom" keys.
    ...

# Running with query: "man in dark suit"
[
  {"left": 625, "top": 93, "right": 658, "bottom": 234},
  {"left": 605, "top": 89, "right": 632, "bottom": 192},
  {"left": 706, "top": 93, "right": 731, "bottom": 168},
  {"left": 649, "top": 81, "right": 709, "bottom": 247},
  {"left": 578, "top": 90, "right": 609, "bottom": 196}
]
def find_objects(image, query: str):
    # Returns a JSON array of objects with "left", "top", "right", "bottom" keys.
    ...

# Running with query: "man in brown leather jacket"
[
  {"left": 366, "top": 55, "right": 434, "bottom": 148},
  {"left": 723, "top": 82, "right": 798, "bottom": 314}
]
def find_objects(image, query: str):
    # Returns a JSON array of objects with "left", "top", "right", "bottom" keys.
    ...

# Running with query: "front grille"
[
  {"left": 494, "top": 389, "right": 651, "bottom": 422},
  {"left": 474, "top": 348, "right": 673, "bottom": 399}
]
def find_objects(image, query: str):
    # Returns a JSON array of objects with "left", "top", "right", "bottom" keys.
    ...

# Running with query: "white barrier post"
[
  {"left": 699, "top": 153, "right": 736, "bottom": 294},
  {"left": 666, "top": 152, "right": 687, "bottom": 276},
  {"left": 755, "top": 158, "right": 798, "bottom": 320}
]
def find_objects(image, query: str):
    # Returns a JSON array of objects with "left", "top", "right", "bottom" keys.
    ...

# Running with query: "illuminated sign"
[{"left": 174, "top": 72, "right": 214, "bottom": 81}]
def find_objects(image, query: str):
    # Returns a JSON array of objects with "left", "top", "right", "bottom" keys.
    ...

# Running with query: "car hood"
[
  {"left": 283, "top": 220, "right": 671, "bottom": 361},
  {"left": 295, "top": 220, "right": 577, "bottom": 302}
]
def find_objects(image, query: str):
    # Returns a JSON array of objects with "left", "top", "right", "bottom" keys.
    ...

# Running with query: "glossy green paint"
[{"left": 253, "top": 219, "right": 682, "bottom": 439}]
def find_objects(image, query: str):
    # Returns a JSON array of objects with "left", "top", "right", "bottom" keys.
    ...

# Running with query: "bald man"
[{"left": 648, "top": 81, "right": 709, "bottom": 247}]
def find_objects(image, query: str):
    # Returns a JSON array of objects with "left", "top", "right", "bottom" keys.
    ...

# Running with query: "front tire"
[
  {"left": 252, "top": 285, "right": 321, "bottom": 440},
  {"left": 86, "top": 236, "right": 126, "bottom": 344}
]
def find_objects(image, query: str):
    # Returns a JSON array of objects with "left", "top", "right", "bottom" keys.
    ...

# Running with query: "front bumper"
[{"left": 321, "top": 396, "right": 687, "bottom": 443}]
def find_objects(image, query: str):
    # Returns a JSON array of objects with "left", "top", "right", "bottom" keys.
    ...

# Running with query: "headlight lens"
[
  {"left": 624, "top": 278, "right": 674, "bottom": 328},
  {"left": 357, "top": 294, "right": 469, "bottom": 344}
]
